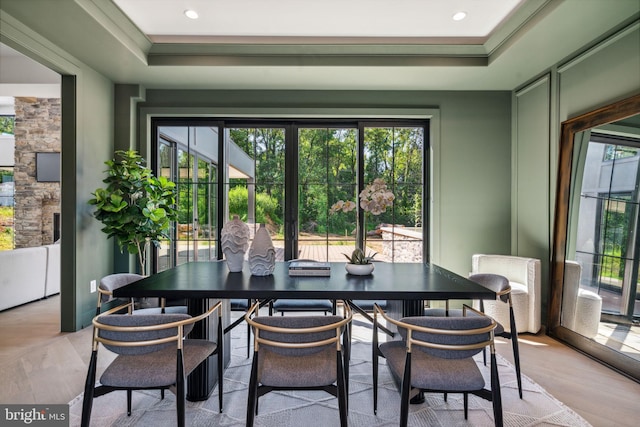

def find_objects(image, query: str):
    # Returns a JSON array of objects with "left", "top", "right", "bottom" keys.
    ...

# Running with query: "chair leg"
[
  {"left": 342, "top": 323, "right": 350, "bottom": 410},
  {"left": 400, "top": 353, "right": 412, "bottom": 427},
  {"left": 176, "top": 349, "right": 186, "bottom": 427},
  {"left": 80, "top": 350, "right": 98, "bottom": 427},
  {"left": 217, "top": 316, "right": 224, "bottom": 413},
  {"left": 337, "top": 351, "right": 348, "bottom": 427},
  {"left": 246, "top": 353, "right": 259, "bottom": 427},
  {"left": 490, "top": 352, "right": 503, "bottom": 427},
  {"left": 509, "top": 306, "right": 523, "bottom": 399},
  {"left": 246, "top": 322, "right": 251, "bottom": 358},
  {"left": 127, "top": 389, "right": 132, "bottom": 416},
  {"left": 463, "top": 392, "right": 468, "bottom": 419},
  {"left": 372, "top": 314, "right": 379, "bottom": 415}
]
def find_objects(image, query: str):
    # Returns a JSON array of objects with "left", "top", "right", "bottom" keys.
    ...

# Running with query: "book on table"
[{"left": 288, "top": 261, "right": 331, "bottom": 276}]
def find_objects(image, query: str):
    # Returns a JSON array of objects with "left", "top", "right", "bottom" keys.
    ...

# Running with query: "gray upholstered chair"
[
  {"left": 230, "top": 298, "right": 252, "bottom": 357},
  {"left": 81, "top": 301, "right": 223, "bottom": 427},
  {"left": 373, "top": 303, "right": 502, "bottom": 427},
  {"left": 269, "top": 259, "right": 335, "bottom": 315},
  {"left": 424, "top": 273, "right": 523, "bottom": 398},
  {"left": 244, "top": 301, "right": 352, "bottom": 427},
  {"left": 97, "top": 273, "right": 187, "bottom": 315}
]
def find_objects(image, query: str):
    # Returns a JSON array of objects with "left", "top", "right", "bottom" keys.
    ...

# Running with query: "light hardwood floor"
[{"left": 1, "top": 295, "right": 638, "bottom": 426}]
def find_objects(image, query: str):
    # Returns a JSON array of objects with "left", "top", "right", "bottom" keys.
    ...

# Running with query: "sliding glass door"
[
  {"left": 152, "top": 118, "right": 428, "bottom": 272},
  {"left": 155, "top": 124, "right": 219, "bottom": 272},
  {"left": 225, "top": 127, "right": 286, "bottom": 259},
  {"left": 295, "top": 124, "right": 425, "bottom": 262}
]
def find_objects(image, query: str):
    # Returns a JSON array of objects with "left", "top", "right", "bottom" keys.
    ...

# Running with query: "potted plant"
[
  {"left": 343, "top": 247, "right": 377, "bottom": 275},
  {"left": 331, "top": 178, "right": 394, "bottom": 275},
  {"left": 88, "top": 150, "right": 178, "bottom": 276}
]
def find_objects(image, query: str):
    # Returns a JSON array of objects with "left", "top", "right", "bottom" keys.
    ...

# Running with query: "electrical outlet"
[{"left": 90, "top": 279, "right": 97, "bottom": 293}]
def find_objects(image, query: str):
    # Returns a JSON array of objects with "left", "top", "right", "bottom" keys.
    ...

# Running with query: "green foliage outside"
[
  {"left": 0, "top": 116, "right": 14, "bottom": 135},
  {"left": 226, "top": 126, "right": 424, "bottom": 241},
  {"left": 228, "top": 185, "right": 282, "bottom": 233},
  {"left": 0, "top": 206, "right": 13, "bottom": 251}
]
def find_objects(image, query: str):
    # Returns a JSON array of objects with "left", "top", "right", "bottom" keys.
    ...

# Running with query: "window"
[{"left": 152, "top": 118, "right": 429, "bottom": 271}]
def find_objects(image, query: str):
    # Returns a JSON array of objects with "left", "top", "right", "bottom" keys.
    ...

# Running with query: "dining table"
[{"left": 113, "top": 260, "right": 496, "bottom": 401}]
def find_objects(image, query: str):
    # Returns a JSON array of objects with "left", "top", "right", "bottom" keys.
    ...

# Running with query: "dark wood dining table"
[{"left": 113, "top": 261, "right": 496, "bottom": 400}]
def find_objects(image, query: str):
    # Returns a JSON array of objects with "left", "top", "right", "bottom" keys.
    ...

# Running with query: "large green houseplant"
[{"left": 88, "top": 150, "right": 178, "bottom": 276}]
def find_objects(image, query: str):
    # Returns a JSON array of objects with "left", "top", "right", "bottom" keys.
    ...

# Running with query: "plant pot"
[{"left": 345, "top": 263, "right": 375, "bottom": 276}]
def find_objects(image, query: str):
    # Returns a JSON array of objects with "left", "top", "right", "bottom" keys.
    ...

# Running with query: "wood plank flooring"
[{"left": 1, "top": 295, "right": 638, "bottom": 426}]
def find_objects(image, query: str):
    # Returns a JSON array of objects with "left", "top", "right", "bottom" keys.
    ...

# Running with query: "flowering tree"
[{"left": 330, "top": 178, "right": 394, "bottom": 263}]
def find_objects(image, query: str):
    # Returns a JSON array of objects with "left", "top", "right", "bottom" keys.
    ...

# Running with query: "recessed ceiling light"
[
  {"left": 452, "top": 11, "right": 467, "bottom": 21},
  {"left": 184, "top": 9, "right": 199, "bottom": 20}
]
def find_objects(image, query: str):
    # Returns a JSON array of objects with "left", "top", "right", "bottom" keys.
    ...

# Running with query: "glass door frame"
[{"left": 152, "top": 117, "right": 430, "bottom": 270}]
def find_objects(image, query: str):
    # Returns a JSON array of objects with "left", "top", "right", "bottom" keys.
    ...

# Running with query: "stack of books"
[{"left": 288, "top": 261, "right": 331, "bottom": 276}]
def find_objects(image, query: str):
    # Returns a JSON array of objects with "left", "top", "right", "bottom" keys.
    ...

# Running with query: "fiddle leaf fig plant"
[{"left": 88, "top": 150, "right": 178, "bottom": 276}]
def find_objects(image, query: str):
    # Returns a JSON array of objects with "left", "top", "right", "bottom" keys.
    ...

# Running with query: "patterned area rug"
[{"left": 69, "top": 319, "right": 592, "bottom": 427}]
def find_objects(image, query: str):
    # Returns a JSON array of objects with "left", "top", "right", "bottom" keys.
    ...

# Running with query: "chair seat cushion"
[
  {"left": 379, "top": 340, "right": 484, "bottom": 391},
  {"left": 131, "top": 306, "right": 188, "bottom": 315},
  {"left": 424, "top": 308, "right": 505, "bottom": 335},
  {"left": 351, "top": 300, "right": 387, "bottom": 310},
  {"left": 272, "top": 299, "right": 333, "bottom": 311},
  {"left": 257, "top": 346, "right": 337, "bottom": 387},
  {"left": 230, "top": 299, "right": 249, "bottom": 310},
  {"left": 100, "top": 339, "right": 216, "bottom": 388}
]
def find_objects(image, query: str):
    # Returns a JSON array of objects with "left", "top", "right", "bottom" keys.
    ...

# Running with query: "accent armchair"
[{"left": 471, "top": 254, "right": 541, "bottom": 333}]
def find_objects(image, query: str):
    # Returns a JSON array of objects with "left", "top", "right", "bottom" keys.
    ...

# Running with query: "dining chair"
[
  {"left": 270, "top": 259, "right": 336, "bottom": 315},
  {"left": 372, "top": 303, "right": 502, "bottom": 427},
  {"left": 424, "top": 273, "right": 522, "bottom": 399},
  {"left": 97, "top": 273, "right": 187, "bottom": 316},
  {"left": 230, "top": 298, "right": 252, "bottom": 357},
  {"left": 244, "top": 301, "right": 353, "bottom": 427},
  {"left": 80, "top": 300, "right": 224, "bottom": 427}
]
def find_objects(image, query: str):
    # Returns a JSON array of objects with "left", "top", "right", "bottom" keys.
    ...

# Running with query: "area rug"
[{"left": 69, "top": 320, "right": 592, "bottom": 427}]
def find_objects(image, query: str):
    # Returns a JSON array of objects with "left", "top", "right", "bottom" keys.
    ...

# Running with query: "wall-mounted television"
[{"left": 36, "top": 152, "right": 60, "bottom": 182}]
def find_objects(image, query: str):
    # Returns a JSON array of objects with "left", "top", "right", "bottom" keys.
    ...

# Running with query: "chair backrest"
[
  {"left": 397, "top": 315, "right": 494, "bottom": 359},
  {"left": 472, "top": 254, "right": 539, "bottom": 287},
  {"left": 95, "top": 313, "right": 193, "bottom": 355},
  {"left": 468, "top": 273, "right": 511, "bottom": 303},
  {"left": 246, "top": 302, "right": 352, "bottom": 356},
  {"left": 99, "top": 273, "right": 144, "bottom": 303}
]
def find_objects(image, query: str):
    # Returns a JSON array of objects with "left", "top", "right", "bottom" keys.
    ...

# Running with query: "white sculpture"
[
  {"left": 248, "top": 224, "right": 276, "bottom": 276},
  {"left": 220, "top": 215, "right": 250, "bottom": 272}
]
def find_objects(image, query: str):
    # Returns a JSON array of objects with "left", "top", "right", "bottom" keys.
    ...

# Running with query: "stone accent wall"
[{"left": 13, "top": 97, "right": 61, "bottom": 248}]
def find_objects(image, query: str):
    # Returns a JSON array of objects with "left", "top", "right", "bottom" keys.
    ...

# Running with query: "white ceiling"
[
  {"left": 113, "top": 0, "right": 525, "bottom": 39},
  {"left": 0, "top": 0, "right": 638, "bottom": 93}
]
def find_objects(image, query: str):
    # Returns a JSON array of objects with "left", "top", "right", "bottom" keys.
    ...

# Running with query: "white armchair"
[{"left": 471, "top": 254, "right": 541, "bottom": 334}]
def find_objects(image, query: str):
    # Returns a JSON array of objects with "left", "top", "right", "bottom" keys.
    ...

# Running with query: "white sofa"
[
  {"left": 471, "top": 254, "right": 542, "bottom": 334},
  {"left": 0, "top": 243, "right": 60, "bottom": 312}
]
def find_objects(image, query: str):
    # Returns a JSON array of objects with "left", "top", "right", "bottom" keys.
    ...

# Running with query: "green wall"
[
  {"left": 3, "top": 4, "right": 637, "bottom": 333},
  {"left": 137, "top": 89, "right": 512, "bottom": 276},
  {"left": 512, "top": 22, "right": 640, "bottom": 326}
]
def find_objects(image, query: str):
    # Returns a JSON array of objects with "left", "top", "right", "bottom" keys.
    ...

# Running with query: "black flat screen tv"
[{"left": 36, "top": 152, "right": 60, "bottom": 182}]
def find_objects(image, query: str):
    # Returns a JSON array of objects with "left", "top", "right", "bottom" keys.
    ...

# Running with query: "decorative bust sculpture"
[{"left": 220, "top": 215, "right": 250, "bottom": 272}]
